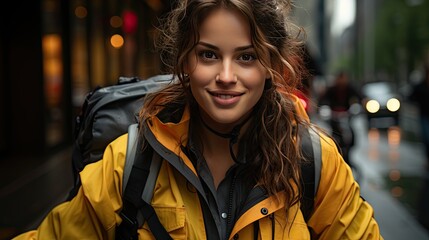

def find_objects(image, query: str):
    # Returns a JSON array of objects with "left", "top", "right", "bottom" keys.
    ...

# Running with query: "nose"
[{"left": 217, "top": 60, "right": 237, "bottom": 83}]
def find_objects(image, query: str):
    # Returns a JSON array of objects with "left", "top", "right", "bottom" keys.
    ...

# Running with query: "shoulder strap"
[
  {"left": 300, "top": 126, "right": 322, "bottom": 222},
  {"left": 123, "top": 124, "right": 163, "bottom": 224},
  {"left": 116, "top": 124, "right": 171, "bottom": 240},
  {"left": 310, "top": 128, "right": 322, "bottom": 194},
  {"left": 118, "top": 124, "right": 321, "bottom": 238},
  {"left": 122, "top": 124, "right": 139, "bottom": 191}
]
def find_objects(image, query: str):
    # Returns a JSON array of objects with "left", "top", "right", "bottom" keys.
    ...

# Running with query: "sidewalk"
[
  {"left": 351, "top": 115, "right": 429, "bottom": 240},
  {"left": 0, "top": 147, "right": 74, "bottom": 239}
]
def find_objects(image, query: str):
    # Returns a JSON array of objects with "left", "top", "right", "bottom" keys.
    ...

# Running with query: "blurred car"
[{"left": 361, "top": 81, "right": 401, "bottom": 129}]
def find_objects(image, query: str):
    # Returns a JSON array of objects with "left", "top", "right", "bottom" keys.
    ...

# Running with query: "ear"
[
  {"left": 265, "top": 69, "right": 271, "bottom": 80},
  {"left": 184, "top": 58, "right": 192, "bottom": 75},
  {"left": 264, "top": 78, "right": 273, "bottom": 90}
]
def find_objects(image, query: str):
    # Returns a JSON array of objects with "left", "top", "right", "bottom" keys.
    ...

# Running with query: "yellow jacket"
[{"left": 14, "top": 96, "right": 382, "bottom": 240}]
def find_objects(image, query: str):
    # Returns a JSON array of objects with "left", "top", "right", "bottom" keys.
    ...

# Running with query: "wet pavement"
[
  {"left": 1, "top": 114, "right": 429, "bottom": 239},
  {"left": 349, "top": 114, "right": 429, "bottom": 240},
  {"left": 0, "top": 148, "right": 74, "bottom": 239}
]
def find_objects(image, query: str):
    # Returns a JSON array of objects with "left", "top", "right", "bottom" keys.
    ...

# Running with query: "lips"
[
  {"left": 208, "top": 91, "right": 243, "bottom": 97},
  {"left": 214, "top": 94, "right": 236, "bottom": 99},
  {"left": 208, "top": 90, "right": 243, "bottom": 106}
]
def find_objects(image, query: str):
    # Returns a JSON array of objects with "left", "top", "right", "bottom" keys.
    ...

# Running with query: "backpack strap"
[
  {"left": 122, "top": 124, "right": 139, "bottom": 191},
  {"left": 310, "top": 128, "right": 322, "bottom": 195},
  {"left": 116, "top": 124, "right": 172, "bottom": 240},
  {"left": 118, "top": 124, "right": 322, "bottom": 239},
  {"left": 300, "top": 126, "right": 322, "bottom": 222}
]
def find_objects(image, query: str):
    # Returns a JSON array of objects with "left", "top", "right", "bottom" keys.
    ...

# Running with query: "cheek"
[
  {"left": 187, "top": 60, "right": 211, "bottom": 104},
  {"left": 189, "top": 74, "right": 209, "bottom": 103},
  {"left": 187, "top": 59, "right": 215, "bottom": 87},
  {"left": 243, "top": 69, "right": 267, "bottom": 92},
  {"left": 254, "top": 81, "right": 266, "bottom": 102},
  {"left": 189, "top": 71, "right": 211, "bottom": 93}
]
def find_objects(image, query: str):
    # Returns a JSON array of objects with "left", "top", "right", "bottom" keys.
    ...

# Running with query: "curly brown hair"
[{"left": 140, "top": 0, "right": 310, "bottom": 211}]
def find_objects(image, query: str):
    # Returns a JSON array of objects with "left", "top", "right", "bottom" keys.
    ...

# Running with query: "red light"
[
  {"left": 294, "top": 90, "right": 309, "bottom": 111},
  {"left": 299, "top": 97, "right": 308, "bottom": 110},
  {"left": 122, "top": 10, "right": 138, "bottom": 34}
]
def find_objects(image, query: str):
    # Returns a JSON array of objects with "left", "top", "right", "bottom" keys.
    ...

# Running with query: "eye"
[
  {"left": 198, "top": 50, "right": 217, "bottom": 61},
  {"left": 238, "top": 53, "right": 256, "bottom": 63}
]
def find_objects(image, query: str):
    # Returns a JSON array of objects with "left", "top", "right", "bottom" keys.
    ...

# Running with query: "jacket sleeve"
[
  {"left": 307, "top": 133, "right": 383, "bottom": 240},
  {"left": 12, "top": 134, "right": 129, "bottom": 240}
]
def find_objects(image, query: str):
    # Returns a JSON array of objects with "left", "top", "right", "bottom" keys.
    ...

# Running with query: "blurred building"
[
  {"left": 0, "top": 0, "right": 171, "bottom": 159},
  {"left": 291, "top": 0, "right": 327, "bottom": 77}
]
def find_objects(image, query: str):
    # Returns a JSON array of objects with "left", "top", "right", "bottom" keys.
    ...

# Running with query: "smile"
[
  {"left": 208, "top": 91, "right": 243, "bottom": 97},
  {"left": 208, "top": 91, "right": 243, "bottom": 106},
  {"left": 215, "top": 94, "right": 235, "bottom": 99}
]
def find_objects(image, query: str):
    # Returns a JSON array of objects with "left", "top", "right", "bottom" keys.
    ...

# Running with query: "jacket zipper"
[
  {"left": 226, "top": 174, "right": 238, "bottom": 239},
  {"left": 270, "top": 213, "right": 275, "bottom": 239}
]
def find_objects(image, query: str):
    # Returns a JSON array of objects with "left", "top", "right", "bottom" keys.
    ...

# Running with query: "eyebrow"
[{"left": 197, "top": 41, "right": 254, "bottom": 52}]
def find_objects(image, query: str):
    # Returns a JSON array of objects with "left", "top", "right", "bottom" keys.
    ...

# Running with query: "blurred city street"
[
  {"left": 350, "top": 115, "right": 429, "bottom": 240},
  {"left": 313, "top": 109, "right": 429, "bottom": 240},
  {"left": 0, "top": 148, "right": 74, "bottom": 239},
  {"left": 352, "top": 118, "right": 429, "bottom": 240}
]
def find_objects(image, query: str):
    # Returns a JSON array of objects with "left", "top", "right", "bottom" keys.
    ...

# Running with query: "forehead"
[{"left": 198, "top": 8, "right": 252, "bottom": 46}]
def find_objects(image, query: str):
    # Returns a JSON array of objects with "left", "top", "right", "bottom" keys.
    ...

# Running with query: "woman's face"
[{"left": 187, "top": 8, "right": 269, "bottom": 130}]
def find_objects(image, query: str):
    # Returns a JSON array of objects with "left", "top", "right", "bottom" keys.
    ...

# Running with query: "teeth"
[{"left": 218, "top": 94, "right": 234, "bottom": 99}]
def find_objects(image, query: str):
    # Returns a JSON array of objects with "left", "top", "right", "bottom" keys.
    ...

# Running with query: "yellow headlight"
[
  {"left": 366, "top": 100, "right": 380, "bottom": 113},
  {"left": 387, "top": 98, "right": 400, "bottom": 112}
]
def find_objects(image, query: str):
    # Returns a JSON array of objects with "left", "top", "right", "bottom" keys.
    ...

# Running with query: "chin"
[
  {"left": 212, "top": 111, "right": 250, "bottom": 126},
  {"left": 211, "top": 116, "right": 239, "bottom": 125}
]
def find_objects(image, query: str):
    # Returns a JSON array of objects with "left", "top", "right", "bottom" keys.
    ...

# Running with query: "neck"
[
  {"left": 201, "top": 126, "right": 232, "bottom": 155},
  {"left": 198, "top": 113, "right": 251, "bottom": 163},
  {"left": 199, "top": 111, "right": 252, "bottom": 138}
]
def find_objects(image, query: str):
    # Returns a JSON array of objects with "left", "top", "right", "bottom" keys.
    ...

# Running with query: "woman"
[{"left": 14, "top": 0, "right": 382, "bottom": 239}]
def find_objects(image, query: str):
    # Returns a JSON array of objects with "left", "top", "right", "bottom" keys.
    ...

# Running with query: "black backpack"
[
  {"left": 69, "top": 74, "right": 173, "bottom": 191},
  {"left": 68, "top": 74, "right": 321, "bottom": 239}
]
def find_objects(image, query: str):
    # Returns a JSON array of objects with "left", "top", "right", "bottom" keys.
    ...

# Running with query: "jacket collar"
[{"left": 145, "top": 104, "right": 196, "bottom": 174}]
